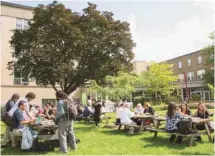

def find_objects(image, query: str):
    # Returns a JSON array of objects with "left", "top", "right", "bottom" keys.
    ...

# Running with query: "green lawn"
[{"left": 1, "top": 110, "right": 214, "bottom": 155}]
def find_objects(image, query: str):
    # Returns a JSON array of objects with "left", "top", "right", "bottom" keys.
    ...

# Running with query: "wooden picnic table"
[
  {"left": 192, "top": 117, "right": 213, "bottom": 142},
  {"left": 152, "top": 116, "right": 213, "bottom": 142},
  {"left": 31, "top": 120, "right": 59, "bottom": 141},
  {"left": 133, "top": 114, "right": 158, "bottom": 132}
]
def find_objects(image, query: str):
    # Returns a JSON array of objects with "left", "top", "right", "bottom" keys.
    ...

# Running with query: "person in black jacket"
[
  {"left": 143, "top": 102, "right": 155, "bottom": 115},
  {"left": 93, "top": 100, "right": 102, "bottom": 127}
]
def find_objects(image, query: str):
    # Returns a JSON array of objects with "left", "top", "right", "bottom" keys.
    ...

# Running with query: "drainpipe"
[{"left": 183, "top": 72, "right": 189, "bottom": 101}]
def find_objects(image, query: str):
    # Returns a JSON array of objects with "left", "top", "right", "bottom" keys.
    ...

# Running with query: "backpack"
[
  {"left": 1, "top": 112, "right": 13, "bottom": 127},
  {"left": 62, "top": 99, "right": 77, "bottom": 120},
  {"left": 178, "top": 118, "right": 193, "bottom": 134},
  {"left": 21, "top": 127, "right": 34, "bottom": 150}
]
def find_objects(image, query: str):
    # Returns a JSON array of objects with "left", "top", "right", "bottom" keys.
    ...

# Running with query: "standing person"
[
  {"left": 9, "top": 92, "right": 36, "bottom": 120},
  {"left": 11, "top": 100, "right": 35, "bottom": 148},
  {"left": 115, "top": 102, "right": 122, "bottom": 124},
  {"left": 55, "top": 90, "right": 77, "bottom": 153},
  {"left": 93, "top": 100, "right": 102, "bottom": 127},
  {"left": 165, "top": 102, "right": 183, "bottom": 143},
  {"left": 180, "top": 102, "right": 191, "bottom": 116},
  {"left": 1, "top": 94, "right": 20, "bottom": 147}
]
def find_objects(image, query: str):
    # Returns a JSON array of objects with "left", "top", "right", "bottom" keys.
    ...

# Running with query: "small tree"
[
  {"left": 8, "top": 1, "right": 135, "bottom": 95},
  {"left": 89, "top": 71, "right": 139, "bottom": 101},
  {"left": 139, "top": 62, "right": 179, "bottom": 98}
]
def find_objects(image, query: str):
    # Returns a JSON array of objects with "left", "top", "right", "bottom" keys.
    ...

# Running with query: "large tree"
[
  {"left": 8, "top": 1, "right": 135, "bottom": 95},
  {"left": 202, "top": 32, "right": 214, "bottom": 86},
  {"left": 139, "top": 63, "right": 179, "bottom": 97},
  {"left": 89, "top": 71, "right": 139, "bottom": 100}
]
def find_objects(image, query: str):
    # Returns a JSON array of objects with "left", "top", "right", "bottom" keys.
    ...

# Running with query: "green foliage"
[
  {"left": 163, "top": 95, "right": 180, "bottom": 104},
  {"left": 208, "top": 84, "right": 214, "bottom": 99},
  {"left": 202, "top": 32, "right": 214, "bottom": 86},
  {"left": 89, "top": 71, "right": 138, "bottom": 101},
  {"left": 133, "top": 96, "right": 152, "bottom": 107},
  {"left": 139, "top": 63, "right": 179, "bottom": 97},
  {"left": 8, "top": 2, "right": 135, "bottom": 95},
  {"left": 190, "top": 94, "right": 201, "bottom": 102}
]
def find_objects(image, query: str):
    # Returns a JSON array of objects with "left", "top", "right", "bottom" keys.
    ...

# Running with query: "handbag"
[{"left": 2, "top": 112, "right": 12, "bottom": 127}]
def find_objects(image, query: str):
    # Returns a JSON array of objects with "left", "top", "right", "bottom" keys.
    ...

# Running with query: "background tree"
[
  {"left": 89, "top": 71, "right": 139, "bottom": 101},
  {"left": 139, "top": 63, "right": 179, "bottom": 97},
  {"left": 202, "top": 31, "right": 214, "bottom": 86},
  {"left": 8, "top": 1, "right": 135, "bottom": 95}
]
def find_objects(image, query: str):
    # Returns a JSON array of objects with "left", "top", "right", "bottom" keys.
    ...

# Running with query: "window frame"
[
  {"left": 188, "top": 58, "right": 191, "bottom": 66},
  {"left": 197, "top": 56, "right": 202, "bottom": 64},
  {"left": 197, "top": 69, "right": 205, "bottom": 80},
  {"left": 178, "top": 61, "right": 182, "bottom": 68},
  {"left": 187, "top": 72, "right": 194, "bottom": 81}
]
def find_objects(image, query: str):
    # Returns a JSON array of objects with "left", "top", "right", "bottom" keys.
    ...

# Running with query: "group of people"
[
  {"left": 166, "top": 101, "right": 213, "bottom": 143},
  {"left": 115, "top": 102, "right": 155, "bottom": 126},
  {"left": 77, "top": 99, "right": 105, "bottom": 127},
  {"left": 2, "top": 91, "right": 77, "bottom": 153}
]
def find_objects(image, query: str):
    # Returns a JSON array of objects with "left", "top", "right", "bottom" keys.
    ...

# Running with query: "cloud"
[{"left": 127, "top": 12, "right": 213, "bottom": 62}]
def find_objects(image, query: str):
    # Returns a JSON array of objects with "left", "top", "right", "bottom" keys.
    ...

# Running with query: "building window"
[
  {"left": 178, "top": 74, "right": 184, "bottom": 82},
  {"left": 13, "top": 68, "right": 29, "bottom": 85},
  {"left": 197, "top": 69, "right": 205, "bottom": 80},
  {"left": 16, "top": 18, "right": 29, "bottom": 30},
  {"left": 187, "top": 72, "right": 194, "bottom": 81},
  {"left": 188, "top": 59, "right": 191, "bottom": 66},
  {"left": 197, "top": 56, "right": 202, "bottom": 64},
  {"left": 178, "top": 61, "right": 182, "bottom": 68}
]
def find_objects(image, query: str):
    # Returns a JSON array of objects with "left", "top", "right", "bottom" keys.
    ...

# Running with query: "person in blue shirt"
[
  {"left": 55, "top": 90, "right": 77, "bottom": 153},
  {"left": 11, "top": 100, "right": 35, "bottom": 148}
]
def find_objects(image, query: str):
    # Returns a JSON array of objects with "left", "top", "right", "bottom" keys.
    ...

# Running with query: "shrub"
[
  {"left": 133, "top": 96, "right": 152, "bottom": 107},
  {"left": 163, "top": 95, "right": 180, "bottom": 104},
  {"left": 190, "top": 94, "right": 201, "bottom": 102}
]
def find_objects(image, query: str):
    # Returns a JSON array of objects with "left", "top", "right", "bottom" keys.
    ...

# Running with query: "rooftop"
[{"left": 1, "top": 1, "right": 34, "bottom": 10}]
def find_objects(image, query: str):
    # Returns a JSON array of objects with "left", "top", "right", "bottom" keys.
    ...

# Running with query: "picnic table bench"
[{"left": 146, "top": 117, "right": 213, "bottom": 146}]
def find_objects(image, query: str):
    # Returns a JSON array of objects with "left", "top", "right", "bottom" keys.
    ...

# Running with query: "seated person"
[
  {"left": 41, "top": 102, "right": 53, "bottom": 119},
  {"left": 180, "top": 102, "right": 191, "bottom": 116},
  {"left": 134, "top": 103, "right": 144, "bottom": 115},
  {"left": 143, "top": 102, "right": 155, "bottom": 115},
  {"left": 120, "top": 104, "right": 136, "bottom": 125},
  {"left": 165, "top": 102, "right": 183, "bottom": 143},
  {"left": 11, "top": 100, "right": 35, "bottom": 148},
  {"left": 35, "top": 105, "right": 43, "bottom": 115},
  {"left": 115, "top": 103, "right": 123, "bottom": 124},
  {"left": 83, "top": 105, "right": 94, "bottom": 118},
  {"left": 77, "top": 106, "right": 84, "bottom": 117},
  {"left": 194, "top": 102, "right": 213, "bottom": 141},
  {"left": 29, "top": 104, "right": 38, "bottom": 118}
]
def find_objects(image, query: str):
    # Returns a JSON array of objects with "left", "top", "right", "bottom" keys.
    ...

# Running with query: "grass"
[{"left": 1, "top": 110, "right": 214, "bottom": 155}]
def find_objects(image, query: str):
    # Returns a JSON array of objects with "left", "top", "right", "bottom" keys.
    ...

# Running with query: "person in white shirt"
[
  {"left": 120, "top": 104, "right": 136, "bottom": 125},
  {"left": 134, "top": 103, "right": 144, "bottom": 115},
  {"left": 9, "top": 92, "right": 36, "bottom": 120},
  {"left": 115, "top": 103, "right": 123, "bottom": 124}
]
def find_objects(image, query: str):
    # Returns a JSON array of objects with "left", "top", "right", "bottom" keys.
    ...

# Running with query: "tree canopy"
[
  {"left": 202, "top": 32, "right": 214, "bottom": 86},
  {"left": 89, "top": 71, "right": 139, "bottom": 100},
  {"left": 8, "top": 1, "right": 135, "bottom": 95},
  {"left": 139, "top": 63, "right": 179, "bottom": 97}
]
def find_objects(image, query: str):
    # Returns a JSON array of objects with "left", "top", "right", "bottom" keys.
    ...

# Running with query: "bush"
[
  {"left": 133, "top": 96, "right": 152, "bottom": 107},
  {"left": 163, "top": 95, "right": 180, "bottom": 104},
  {"left": 190, "top": 94, "right": 201, "bottom": 102}
]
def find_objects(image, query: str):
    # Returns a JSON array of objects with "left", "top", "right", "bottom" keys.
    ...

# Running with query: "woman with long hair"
[
  {"left": 194, "top": 102, "right": 213, "bottom": 141},
  {"left": 165, "top": 102, "right": 183, "bottom": 143},
  {"left": 180, "top": 102, "right": 191, "bottom": 116}
]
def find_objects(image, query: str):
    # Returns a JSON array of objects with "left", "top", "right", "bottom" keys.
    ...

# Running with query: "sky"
[{"left": 5, "top": 0, "right": 215, "bottom": 62}]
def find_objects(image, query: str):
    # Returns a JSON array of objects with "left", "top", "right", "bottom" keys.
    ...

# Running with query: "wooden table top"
[
  {"left": 191, "top": 117, "right": 213, "bottom": 124},
  {"left": 134, "top": 114, "right": 158, "bottom": 119}
]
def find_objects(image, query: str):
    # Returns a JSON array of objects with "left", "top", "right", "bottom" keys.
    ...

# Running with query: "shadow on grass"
[
  {"left": 139, "top": 135, "right": 197, "bottom": 149},
  {"left": 100, "top": 128, "right": 147, "bottom": 137}
]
